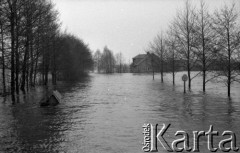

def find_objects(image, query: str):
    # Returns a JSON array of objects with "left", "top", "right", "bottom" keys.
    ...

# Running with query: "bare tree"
[
  {"left": 5, "top": 0, "right": 18, "bottom": 100},
  {"left": 94, "top": 50, "right": 102, "bottom": 73},
  {"left": 100, "top": 46, "right": 116, "bottom": 73},
  {"left": 212, "top": 3, "right": 240, "bottom": 97},
  {"left": 172, "top": 0, "right": 199, "bottom": 90},
  {"left": 0, "top": 0, "right": 95, "bottom": 100},
  {"left": 165, "top": 28, "right": 179, "bottom": 85},
  {"left": 115, "top": 52, "right": 124, "bottom": 73},
  {"left": 0, "top": 2, "right": 7, "bottom": 95},
  {"left": 194, "top": 0, "right": 220, "bottom": 92},
  {"left": 148, "top": 34, "right": 166, "bottom": 82}
]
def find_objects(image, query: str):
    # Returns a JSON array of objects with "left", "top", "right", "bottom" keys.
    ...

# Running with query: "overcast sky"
[{"left": 52, "top": 0, "right": 238, "bottom": 63}]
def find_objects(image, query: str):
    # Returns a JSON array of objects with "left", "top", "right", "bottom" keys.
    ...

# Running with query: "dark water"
[{"left": 0, "top": 72, "right": 240, "bottom": 153}]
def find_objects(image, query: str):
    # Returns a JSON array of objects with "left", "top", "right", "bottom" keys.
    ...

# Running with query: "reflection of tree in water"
[
  {"left": 180, "top": 93, "right": 240, "bottom": 152},
  {"left": 55, "top": 75, "right": 92, "bottom": 94},
  {"left": 8, "top": 96, "right": 67, "bottom": 152},
  {"left": 0, "top": 83, "right": 85, "bottom": 152},
  {"left": 181, "top": 93, "right": 237, "bottom": 127}
]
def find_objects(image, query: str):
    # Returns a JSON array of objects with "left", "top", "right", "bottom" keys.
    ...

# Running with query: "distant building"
[{"left": 130, "top": 52, "right": 160, "bottom": 73}]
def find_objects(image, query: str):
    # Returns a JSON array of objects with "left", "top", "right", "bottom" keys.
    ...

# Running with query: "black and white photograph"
[{"left": 0, "top": 0, "right": 240, "bottom": 152}]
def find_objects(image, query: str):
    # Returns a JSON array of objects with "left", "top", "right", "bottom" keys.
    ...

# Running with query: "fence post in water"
[{"left": 182, "top": 74, "right": 188, "bottom": 94}]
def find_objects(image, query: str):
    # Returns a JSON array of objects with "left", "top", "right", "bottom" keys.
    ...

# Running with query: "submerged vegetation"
[
  {"left": 147, "top": 1, "right": 240, "bottom": 97},
  {"left": 0, "top": 0, "right": 93, "bottom": 99}
]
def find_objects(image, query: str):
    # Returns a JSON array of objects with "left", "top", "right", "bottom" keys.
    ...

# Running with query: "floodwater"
[{"left": 0, "top": 72, "right": 240, "bottom": 153}]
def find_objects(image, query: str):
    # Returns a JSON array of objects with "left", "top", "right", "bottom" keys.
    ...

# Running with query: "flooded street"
[{"left": 0, "top": 72, "right": 240, "bottom": 153}]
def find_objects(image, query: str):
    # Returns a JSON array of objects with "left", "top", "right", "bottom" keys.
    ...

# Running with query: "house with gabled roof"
[{"left": 130, "top": 52, "right": 160, "bottom": 73}]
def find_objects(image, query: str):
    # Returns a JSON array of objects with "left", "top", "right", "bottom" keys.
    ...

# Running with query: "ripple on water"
[{"left": 0, "top": 72, "right": 240, "bottom": 153}]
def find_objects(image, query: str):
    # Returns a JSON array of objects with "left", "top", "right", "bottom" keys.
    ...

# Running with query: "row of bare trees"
[
  {"left": 148, "top": 1, "right": 240, "bottom": 97},
  {"left": 0, "top": 0, "right": 58, "bottom": 99},
  {"left": 0, "top": 0, "right": 94, "bottom": 100},
  {"left": 93, "top": 46, "right": 129, "bottom": 73}
]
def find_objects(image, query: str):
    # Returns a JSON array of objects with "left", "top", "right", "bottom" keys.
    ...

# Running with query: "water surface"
[{"left": 0, "top": 72, "right": 240, "bottom": 153}]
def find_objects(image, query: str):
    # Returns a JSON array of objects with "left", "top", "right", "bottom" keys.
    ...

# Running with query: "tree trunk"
[
  {"left": 26, "top": 55, "right": 29, "bottom": 91},
  {"left": 15, "top": 17, "right": 20, "bottom": 95},
  {"left": 227, "top": 29, "right": 231, "bottom": 98},
  {"left": 44, "top": 44, "right": 49, "bottom": 85},
  {"left": 30, "top": 39, "right": 34, "bottom": 86},
  {"left": 203, "top": 70, "right": 206, "bottom": 92},
  {"left": 172, "top": 49, "right": 175, "bottom": 85},
  {"left": 161, "top": 62, "right": 163, "bottom": 83},
  {"left": 52, "top": 39, "right": 57, "bottom": 85},
  {"left": 201, "top": 5, "right": 206, "bottom": 93},
  {"left": 1, "top": 23, "right": 6, "bottom": 95},
  {"left": 188, "top": 66, "right": 191, "bottom": 90},
  {"left": 227, "top": 79, "right": 231, "bottom": 98},
  {"left": 152, "top": 70, "right": 154, "bottom": 80},
  {"left": 33, "top": 53, "right": 39, "bottom": 85},
  {"left": 202, "top": 40, "right": 206, "bottom": 92},
  {"left": 160, "top": 38, "right": 163, "bottom": 83},
  {"left": 187, "top": 33, "right": 191, "bottom": 90},
  {"left": 10, "top": 10, "right": 15, "bottom": 101},
  {"left": 34, "top": 30, "right": 40, "bottom": 86},
  {"left": 42, "top": 45, "right": 45, "bottom": 84},
  {"left": 21, "top": 35, "right": 29, "bottom": 93},
  {"left": 186, "top": 3, "right": 191, "bottom": 91}
]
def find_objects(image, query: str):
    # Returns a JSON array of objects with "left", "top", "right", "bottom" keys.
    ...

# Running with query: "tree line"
[
  {"left": 147, "top": 1, "right": 240, "bottom": 97},
  {"left": 93, "top": 46, "right": 129, "bottom": 73},
  {"left": 0, "top": 0, "right": 93, "bottom": 100}
]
